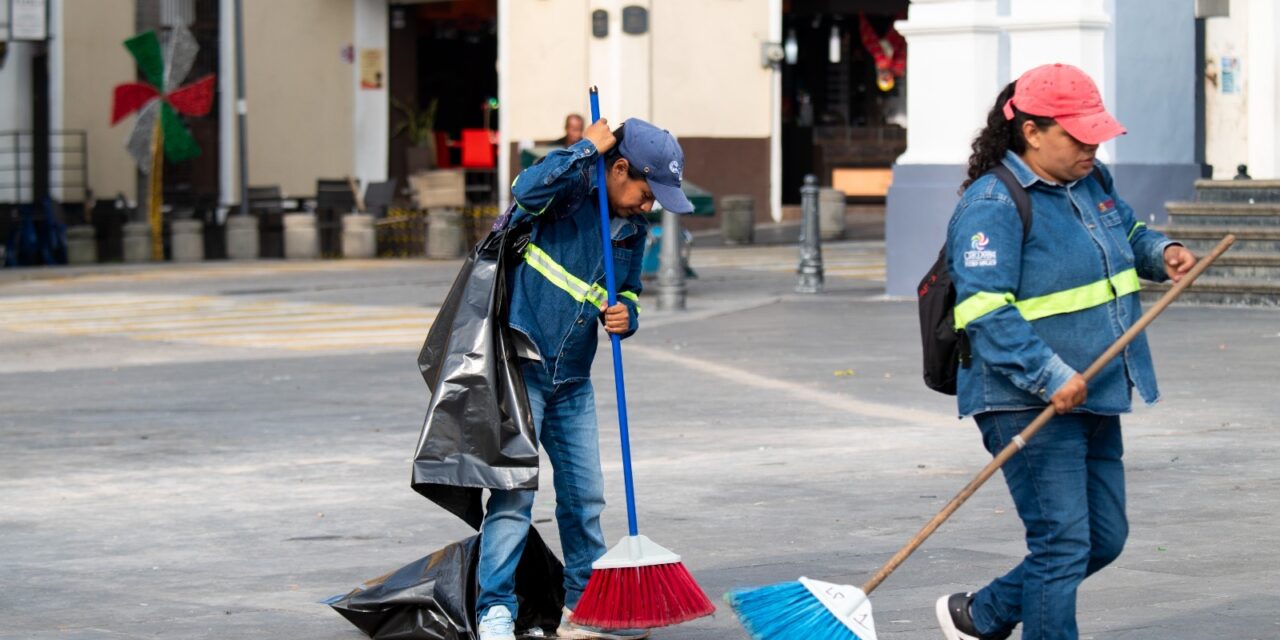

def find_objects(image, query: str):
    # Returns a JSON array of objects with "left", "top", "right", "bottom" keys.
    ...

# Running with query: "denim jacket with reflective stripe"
[
  {"left": 504, "top": 139, "right": 647, "bottom": 384},
  {"left": 946, "top": 152, "right": 1178, "bottom": 417}
]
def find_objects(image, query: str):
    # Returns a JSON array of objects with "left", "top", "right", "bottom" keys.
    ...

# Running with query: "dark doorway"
[
  {"left": 388, "top": 1, "right": 498, "bottom": 185},
  {"left": 781, "top": 0, "right": 908, "bottom": 204}
]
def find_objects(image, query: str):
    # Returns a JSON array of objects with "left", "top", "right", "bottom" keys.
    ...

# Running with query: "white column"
[
  {"left": 769, "top": 0, "right": 782, "bottom": 222},
  {"left": 353, "top": 0, "right": 388, "bottom": 186},
  {"left": 894, "top": 0, "right": 1003, "bottom": 166},
  {"left": 1247, "top": 0, "right": 1280, "bottom": 177},
  {"left": 498, "top": 0, "right": 510, "bottom": 211},
  {"left": 588, "top": 0, "right": 651, "bottom": 123},
  {"left": 218, "top": 0, "right": 236, "bottom": 209},
  {"left": 1001, "top": 0, "right": 1113, "bottom": 158}
]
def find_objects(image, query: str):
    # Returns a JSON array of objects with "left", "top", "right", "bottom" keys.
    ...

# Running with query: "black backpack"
[
  {"left": 917, "top": 166, "right": 1031, "bottom": 395},
  {"left": 918, "top": 166, "right": 1105, "bottom": 394}
]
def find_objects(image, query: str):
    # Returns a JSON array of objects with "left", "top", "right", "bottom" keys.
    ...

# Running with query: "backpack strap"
[{"left": 989, "top": 164, "right": 1033, "bottom": 242}]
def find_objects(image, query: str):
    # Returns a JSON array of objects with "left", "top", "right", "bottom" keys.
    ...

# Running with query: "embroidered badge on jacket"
[{"left": 964, "top": 232, "right": 998, "bottom": 267}]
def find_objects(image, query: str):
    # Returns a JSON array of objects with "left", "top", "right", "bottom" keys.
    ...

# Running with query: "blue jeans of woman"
[
  {"left": 476, "top": 360, "right": 608, "bottom": 621},
  {"left": 970, "top": 410, "right": 1129, "bottom": 640}
]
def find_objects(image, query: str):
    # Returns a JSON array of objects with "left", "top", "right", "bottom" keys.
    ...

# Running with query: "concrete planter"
[
  {"left": 123, "top": 222, "right": 152, "bottom": 263},
  {"left": 170, "top": 220, "right": 205, "bottom": 262},
  {"left": 720, "top": 195, "right": 755, "bottom": 245},
  {"left": 66, "top": 225, "right": 97, "bottom": 265},
  {"left": 410, "top": 169, "right": 466, "bottom": 209},
  {"left": 283, "top": 213, "right": 320, "bottom": 260},
  {"left": 818, "top": 188, "right": 847, "bottom": 241},
  {"left": 341, "top": 213, "right": 377, "bottom": 259},
  {"left": 426, "top": 208, "right": 464, "bottom": 259},
  {"left": 226, "top": 215, "right": 260, "bottom": 260}
]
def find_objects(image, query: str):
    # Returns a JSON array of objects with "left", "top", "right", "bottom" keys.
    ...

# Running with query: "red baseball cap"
[{"left": 1003, "top": 63, "right": 1126, "bottom": 145}]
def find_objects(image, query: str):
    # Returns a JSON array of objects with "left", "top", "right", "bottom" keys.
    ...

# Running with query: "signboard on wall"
[
  {"left": 1220, "top": 56, "right": 1240, "bottom": 95},
  {"left": 360, "top": 49, "right": 385, "bottom": 90},
  {"left": 9, "top": 0, "right": 48, "bottom": 41}
]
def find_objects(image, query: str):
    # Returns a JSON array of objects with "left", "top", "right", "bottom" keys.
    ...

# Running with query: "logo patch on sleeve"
[{"left": 964, "top": 232, "right": 998, "bottom": 267}]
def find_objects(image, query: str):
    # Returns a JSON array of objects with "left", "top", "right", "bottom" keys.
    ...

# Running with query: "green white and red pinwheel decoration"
[
  {"left": 110, "top": 26, "right": 215, "bottom": 260},
  {"left": 111, "top": 26, "right": 214, "bottom": 168}
]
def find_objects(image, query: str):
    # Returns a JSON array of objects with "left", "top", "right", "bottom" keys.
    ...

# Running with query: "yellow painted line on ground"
[{"left": 0, "top": 293, "right": 437, "bottom": 353}]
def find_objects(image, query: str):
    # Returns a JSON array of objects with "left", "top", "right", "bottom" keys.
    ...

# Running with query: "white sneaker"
[
  {"left": 478, "top": 605, "right": 517, "bottom": 640},
  {"left": 556, "top": 607, "right": 650, "bottom": 639}
]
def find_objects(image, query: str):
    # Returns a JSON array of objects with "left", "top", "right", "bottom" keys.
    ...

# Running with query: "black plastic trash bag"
[
  {"left": 327, "top": 527, "right": 566, "bottom": 640},
  {"left": 413, "top": 215, "right": 538, "bottom": 529}
]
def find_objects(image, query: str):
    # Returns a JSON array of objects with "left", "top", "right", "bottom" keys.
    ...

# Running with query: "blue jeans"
[
  {"left": 970, "top": 410, "right": 1128, "bottom": 640},
  {"left": 476, "top": 361, "right": 608, "bottom": 621}
]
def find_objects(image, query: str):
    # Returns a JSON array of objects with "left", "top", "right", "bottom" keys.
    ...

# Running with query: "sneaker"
[
  {"left": 556, "top": 607, "right": 651, "bottom": 639},
  {"left": 518, "top": 626, "right": 547, "bottom": 639},
  {"left": 935, "top": 593, "right": 1011, "bottom": 640},
  {"left": 478, "top": 605, "right": 517, "bottom": 640}
]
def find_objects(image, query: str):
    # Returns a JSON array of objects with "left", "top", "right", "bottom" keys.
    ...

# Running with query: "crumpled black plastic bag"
[
  {"left": 413, "top": 218, "right": 538, "bottom": 529},
  {"left": 327, "top": 527, "right": 565, "bottom": 640}
]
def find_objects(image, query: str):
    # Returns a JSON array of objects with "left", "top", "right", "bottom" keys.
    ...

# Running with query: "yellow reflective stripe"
[
  {"left": 1013, "top": 268, "right": 1142, "bottom": 322},
  {"left": 1110, "top": 268, "right": 1142, "bottom": 297},
  {"left": 955, "top": 269, "right": 1142, "bottom": 329},
  {"left": 1127, "top": 221, "right": 1146, "bottom": 241},
  {"left": 954, "top": 291, "right": 1016, "bottom": 330},
  {"left": 523, "top": 243, "right": 614, "bottom": 309}
]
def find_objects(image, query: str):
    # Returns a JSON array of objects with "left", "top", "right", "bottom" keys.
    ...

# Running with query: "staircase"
[{"left": 1149, "top": 179, "right": 1280, "bottom": 306}]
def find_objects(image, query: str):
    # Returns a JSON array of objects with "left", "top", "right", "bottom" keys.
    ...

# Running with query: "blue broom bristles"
[{"left": 725, "top": 581, "right": 864, "bottom": 640}]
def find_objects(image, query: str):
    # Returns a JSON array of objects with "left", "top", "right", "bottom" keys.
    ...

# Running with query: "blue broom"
[{"left": 726, "top": 236, "right": 1234, "bottom": 640}]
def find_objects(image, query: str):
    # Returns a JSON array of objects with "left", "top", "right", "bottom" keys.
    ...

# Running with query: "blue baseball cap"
[{"left": 618, "top": 118, "right": 694, "bottom": 214}]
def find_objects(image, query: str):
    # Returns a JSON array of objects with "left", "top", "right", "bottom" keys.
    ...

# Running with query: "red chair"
[{"left": 460, "top": 128, "right": 496, "bottom": 169}]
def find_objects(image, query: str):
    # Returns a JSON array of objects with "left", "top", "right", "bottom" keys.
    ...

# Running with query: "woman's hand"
[
  {"left": 1050, "top": 374, "right": 1087, "bottom": 414},
  {"left": 1163, "top": 245, "right": 1196, "bottom": 283},
  {"left": 601, "top": 302, "right": 630, "bottom": 334}
]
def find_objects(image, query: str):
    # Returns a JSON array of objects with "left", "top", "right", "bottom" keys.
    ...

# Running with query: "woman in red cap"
[{"left": 935, "top": 64, "right": 1196, "bottom": 640}]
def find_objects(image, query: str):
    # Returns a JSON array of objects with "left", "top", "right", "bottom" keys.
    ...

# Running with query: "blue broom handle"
[{"left": 589, "top": 87, "right": 639, "bottom": 538}]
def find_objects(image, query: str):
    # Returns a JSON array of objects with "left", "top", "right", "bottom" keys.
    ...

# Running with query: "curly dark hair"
[{"left": 962, "top": 81, "right": 1057, "bottom": 191}]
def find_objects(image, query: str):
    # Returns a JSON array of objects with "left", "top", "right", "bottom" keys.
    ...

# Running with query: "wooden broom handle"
[{"left": 861, "top": 234, "right": 1236, "bottom": 595}]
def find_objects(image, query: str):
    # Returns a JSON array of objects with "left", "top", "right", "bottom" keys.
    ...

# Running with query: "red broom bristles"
[{"left": 570, "top": 562, "right": 716, "bottom": 629}]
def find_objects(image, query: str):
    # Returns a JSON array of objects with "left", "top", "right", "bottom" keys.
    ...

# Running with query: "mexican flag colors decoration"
[{"left": 110, "top": 26, "right": 215, "bottom": 260}]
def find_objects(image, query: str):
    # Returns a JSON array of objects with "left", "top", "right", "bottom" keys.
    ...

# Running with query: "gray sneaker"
[
  {"left": 478, "top": 605, "right": 517, "bottom": 640},
  {"left": 556, "top": 607, "right": 651, "bottom": 639}
]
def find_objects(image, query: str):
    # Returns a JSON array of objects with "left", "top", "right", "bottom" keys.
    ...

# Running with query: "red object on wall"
[
  {"left": 435, "top": 131, "right": 454, "bottom": 168},
  {"left": 460, "top": 129, "right": 495, "bottom": 169}
]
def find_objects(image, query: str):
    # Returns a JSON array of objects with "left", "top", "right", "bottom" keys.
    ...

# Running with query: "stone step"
[
  {"left": 1193, "top": 179, "right": 1280, "bottom": 203},
  {"left": 1201, "top": 252, "right": 1280, "bottom": 280},
  {"left": 1141, "top": 277, "right": 1280, "bottom": 307},
  {"left": 1165, "top": 201, "right": 1280, "bottom": 227},
  {"left": 1160, "top": 226, "right": 1280, "bottom": 253}
]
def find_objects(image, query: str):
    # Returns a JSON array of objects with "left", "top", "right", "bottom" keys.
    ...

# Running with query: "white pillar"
[
  {"left": 588, "top": 0, "right": 651, "bottom": 123},
  {"left": 1247, "top": 0, "right": 1280, "bottom": 177},
  {"left": 219, "top": 0, "right": 236, "bottom": 209},
  {"left": 894, "top": 0, "right": 1003, "bottom": 166},
  {"left": 884, "top": 0, "right": 1002, "bottom": 297},
  {"left": 769, "top": 0, "right": 783, "bottom": 222},
  {"left": 353, "top": 0, "right": 388, "bottom": 187},
  {"left": 1001, "top": 0, "right": 1113, "bottom": 158},
  {"left": 498, "top": 0, "right": 510, "bottom": 211}
]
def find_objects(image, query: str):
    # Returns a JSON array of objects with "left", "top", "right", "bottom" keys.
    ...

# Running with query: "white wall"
[
  {"left": 1205, "top": 0, "right": 1249, "bottom": 179},
  {"left": 353, "top": 0, "right": 387, "bottom": 187}
]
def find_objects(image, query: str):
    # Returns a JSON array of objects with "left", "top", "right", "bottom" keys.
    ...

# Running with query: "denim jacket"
[
  {"left": 947, "top": 151, "right": 1178, "bottom": 418},
  {"left": 504, "top": 139, "right": 647, "bottom": 385}
]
